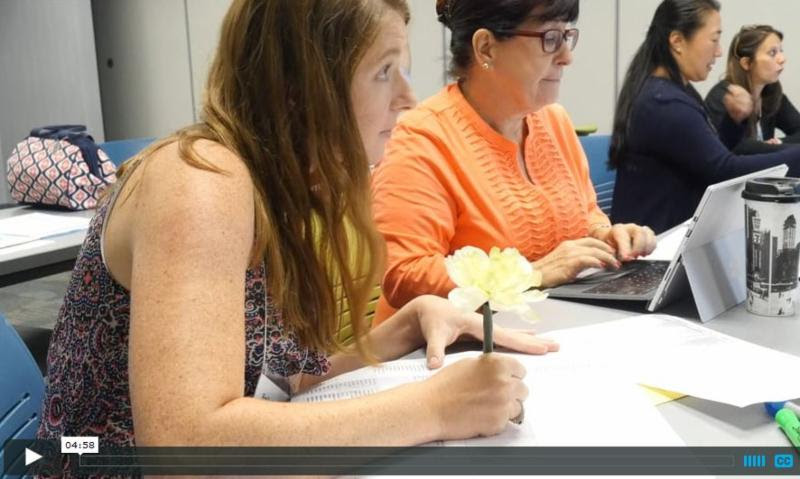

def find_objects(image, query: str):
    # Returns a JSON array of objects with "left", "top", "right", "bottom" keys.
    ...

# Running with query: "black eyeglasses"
[{"left": 499, "top": 28, "right": 580, "bottom": 54}]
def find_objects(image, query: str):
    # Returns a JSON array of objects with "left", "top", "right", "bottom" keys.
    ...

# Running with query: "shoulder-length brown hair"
[
  {"left": 120, "top": 0, "right": 409, "bottom": 357},
  {"left": 725, "top": 25, "right": 784, "bottom": 137}
]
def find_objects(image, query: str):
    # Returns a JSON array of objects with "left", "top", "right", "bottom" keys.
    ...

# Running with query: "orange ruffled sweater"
[{"left": 371, "top": 84, "right": 609, "bottom": 324}]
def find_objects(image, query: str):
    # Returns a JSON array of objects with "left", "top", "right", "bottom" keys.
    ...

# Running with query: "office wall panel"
[
  {"left": 560, "top": 0, "right": 618, "bottom": 134},
  {"left": 186, "top": 0, "right": 232, "bottom": 121},
  {"left": 93, "top": 0, "right": 194, "bottom": 140},
  {"left": 617, "top": 0, "right": 661, "bottom": 98},
  {"left": 0, "top": 136, "right": 3, "bottom": 203},
  {"left": 0, "top": 0, "right": 104, "bottom": 203},
  {"left": 408, "top": 0, "right": 448, "bottom": 102}
]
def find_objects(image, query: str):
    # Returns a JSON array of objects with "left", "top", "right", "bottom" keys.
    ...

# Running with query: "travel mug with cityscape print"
[{"left": 743, "top": 177, "right": 800, "bottom": 316}]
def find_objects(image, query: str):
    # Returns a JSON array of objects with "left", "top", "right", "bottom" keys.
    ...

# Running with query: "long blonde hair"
[{"left": 119, "top": 0, "right": 409, "bottom": 356}]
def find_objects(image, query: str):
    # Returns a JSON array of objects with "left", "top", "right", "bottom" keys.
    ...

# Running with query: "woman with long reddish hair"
[{"left": 37, "top": 1, "right": 557, "bottom": 475}]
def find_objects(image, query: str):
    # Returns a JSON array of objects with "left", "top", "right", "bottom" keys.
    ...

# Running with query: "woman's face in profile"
[
  {"left": 748, "top": 33, "right": 785, "bottom": 87},
  {"left": 677, "top": 9, "right": 723, "bottom": 82},
  {"left": 350, "top": 9, "right": 417, "bottom": 166},
  {"left": 489, "top": 18, "right": 575, "bottom": 114}
]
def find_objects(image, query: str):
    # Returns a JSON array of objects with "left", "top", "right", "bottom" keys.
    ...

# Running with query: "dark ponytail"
[
  {"left": 609, "top": 0, "right": 720, "bottom": 169},
  {"left": 435, "top": 0, "right": 450, "bottom": 26}
]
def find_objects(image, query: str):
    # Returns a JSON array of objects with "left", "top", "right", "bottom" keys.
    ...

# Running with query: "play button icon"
[
  {"left": 3, "top": 440, "right": 60, "bottom": 476},
  {"left": 25, "top": 448, "right": 42, "bottom": 466}
]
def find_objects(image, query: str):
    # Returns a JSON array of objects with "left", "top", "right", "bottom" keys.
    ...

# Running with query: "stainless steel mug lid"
[{"left": 742, "top": 177, "right": 800, "bottom": 203}]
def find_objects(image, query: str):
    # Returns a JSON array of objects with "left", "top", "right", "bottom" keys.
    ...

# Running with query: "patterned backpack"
[{"left": 6, "top": 125, "right": 117, "bottom": 210}]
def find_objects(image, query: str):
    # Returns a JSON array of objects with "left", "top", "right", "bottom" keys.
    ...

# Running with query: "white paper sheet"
[
  {"left": 542, "top": 314, "right": 800, "bottom": 407},
  {"left": 0, "top": 212, "right": 90, "bottom": 242}
]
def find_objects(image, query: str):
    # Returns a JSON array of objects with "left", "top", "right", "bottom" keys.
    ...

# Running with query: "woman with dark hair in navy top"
[{"left": 609, "top": 0, "right": 800, "bottom": 234}]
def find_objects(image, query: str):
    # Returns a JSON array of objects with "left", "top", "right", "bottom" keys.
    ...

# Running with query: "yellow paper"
[{"left": 640, "top": 384, "right": 685, "bottom": 405}]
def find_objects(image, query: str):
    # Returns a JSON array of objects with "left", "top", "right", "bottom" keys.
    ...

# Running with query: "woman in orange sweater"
[{"left": 372, "top": 0, "right": 657, "bottom": 323}]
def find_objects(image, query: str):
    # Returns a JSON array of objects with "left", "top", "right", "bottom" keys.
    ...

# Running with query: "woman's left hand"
[
  {"left": 591, "top": 223, "right": 657, "bottom": 261},
  {"left": 412, "top": 295, "right": 559, "bottom": 369}
]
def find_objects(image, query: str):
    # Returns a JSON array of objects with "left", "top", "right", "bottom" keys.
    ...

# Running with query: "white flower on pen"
[{"left": 444, "top": 246, "right": 547, "bottom": 322}]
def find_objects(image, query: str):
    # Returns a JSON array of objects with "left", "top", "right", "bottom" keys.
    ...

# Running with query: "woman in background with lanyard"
[{"left": 705, "top": 24, "right": 800, "bottom": 154}]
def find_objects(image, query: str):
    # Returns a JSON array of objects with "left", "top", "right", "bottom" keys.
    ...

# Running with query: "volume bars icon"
[{"left": 743, "top": 454, "right": 766, "bottom": 468}]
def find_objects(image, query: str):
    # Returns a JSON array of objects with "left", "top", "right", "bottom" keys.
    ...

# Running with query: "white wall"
[
  {"left": 561, "top": 0, "right": 618, "bottom": 134},
  {"left": 617, "top": 0, "right": 660, "bottom": 103},
  {"left": 0, "top": 0, "right": 104, "bottom": 203},
  {"left": 407, "top": 0, "right": 448, "bottom": 102},
  {"left": 186, "top": 0, "right": 233, "bottom": 119}
]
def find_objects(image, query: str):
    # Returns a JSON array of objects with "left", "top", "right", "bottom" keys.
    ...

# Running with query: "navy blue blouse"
[{"left": 611, "top": 76, "right": 800, "bottom": 233}]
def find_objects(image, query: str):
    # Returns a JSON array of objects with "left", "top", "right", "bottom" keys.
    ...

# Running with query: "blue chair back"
[
  {"left": 0, "top": 314, "right": 45, "bottom": 478},
  {"left": 579, "top": 134, "right": 615, "bottom": 215},
  {"left": 99, "top": 137, "right": 156, "bottom": 167}
]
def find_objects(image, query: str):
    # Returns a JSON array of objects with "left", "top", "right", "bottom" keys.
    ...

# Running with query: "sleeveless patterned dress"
[{"left": 36, "top": 192, "right": 330, "bottom": 476}]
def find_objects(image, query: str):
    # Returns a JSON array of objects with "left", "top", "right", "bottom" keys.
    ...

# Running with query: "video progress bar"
[
  {"left": 82, "top": 453, "right": 735, "bottom": 468},
  {"left": 72, "top": 447, "right": 767, "bottom": 475}
]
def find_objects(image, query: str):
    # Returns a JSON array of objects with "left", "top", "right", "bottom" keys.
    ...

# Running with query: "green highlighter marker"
[{"left": 776, "top": 408, "right": 800, "bottom": 451}]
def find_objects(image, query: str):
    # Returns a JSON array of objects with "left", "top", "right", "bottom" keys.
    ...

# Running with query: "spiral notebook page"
[
  {"left": 291, "top": 360, "right": 432, "bottom": 403},
  {"left": 291, "top": 350, "right": 683, "bottom": 447}
]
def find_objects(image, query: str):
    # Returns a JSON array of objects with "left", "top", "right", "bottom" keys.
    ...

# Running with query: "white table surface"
[
  {"left": 493, "top": 296, "right": 800, "bottom": 448},
  {"left": 0, "top": 206, "right": 92, "bottom": 283}
]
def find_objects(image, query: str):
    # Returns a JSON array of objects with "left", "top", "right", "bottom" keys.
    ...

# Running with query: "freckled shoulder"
[
  {"left": 103, "top": 139, "right": 258, "bottom": 290},
  {"left": 126, "top": 139, "right": 258, "bottom": 260},
  {"left": 134, "top": 139, "right": 255, "bottom": 214}
]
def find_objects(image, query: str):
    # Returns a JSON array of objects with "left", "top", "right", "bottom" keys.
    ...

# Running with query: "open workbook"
[
  {"left": 290, "top": 349, "right": 683, "bottom": 447},
  {"left": 282, "top": 315, "right": 800, "bottom": 447}
]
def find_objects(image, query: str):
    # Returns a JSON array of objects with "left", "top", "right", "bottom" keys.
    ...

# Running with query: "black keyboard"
[{"left": 581, "top": 260, "right": 669, "bottom": 296}]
